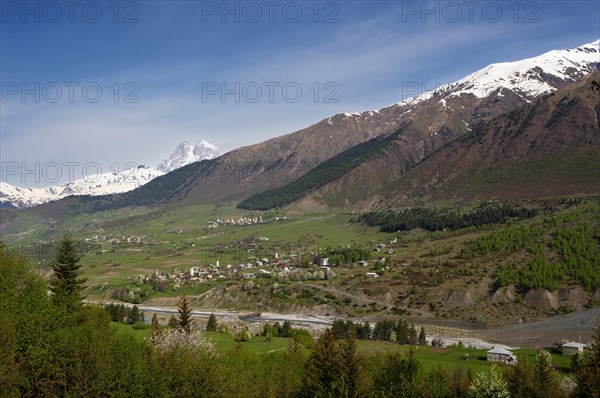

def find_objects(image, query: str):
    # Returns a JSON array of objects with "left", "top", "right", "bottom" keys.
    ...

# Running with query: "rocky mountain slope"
[
  {"left": 23, "top": 40, "right": 600, "bottom": 216},
  {"left": 369, "top": 71, "right": 600, "bottom": 207},
  {"left": 304, "top": 71, "right": 600, "bottom": 209}
]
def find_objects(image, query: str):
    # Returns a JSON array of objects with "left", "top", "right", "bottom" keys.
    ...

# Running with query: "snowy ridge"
[
  {"left": 395, "top": 39, "right": 599, "bottom": 106},
  {"left": 157, "top": 139, "right": 220, "bottom": 173},
  {"left": 0, "top": 167, "right": 164, "bottom": 209},
  {"left": 1, "top": 139, "right": 220, "bottom": 209}
]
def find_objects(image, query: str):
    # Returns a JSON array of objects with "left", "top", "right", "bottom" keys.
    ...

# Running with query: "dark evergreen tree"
[
  {"left": 375, "top": 348, "right": 420, "bottom": 397},
  {"left": 395, "top": 319, "right": 409, "bottom": 344},
  {"left": 532, "top": 350, "right": 564, "bottom": 398},
  {"left": 49, "top": 232, "right": 86, "bottom": 308},
  {"left": 339, "top": 326, "right": 370, "bottom": 398},
  {"left": 127, "top": 305, "right": 140, "bottom": 324},
  {"left": 418, "top": 326, "right": 427, "bottom": 346},
  {"left": 373, "top": 319, "right": 395, "bottom": 341},
  {"left": 572, "top": 324, "right": 600, "bottom": 398},
  {"left": 177, "top": 295, "right": 194, "bottom": 333},
  {"left": 408, "top": 324, "right": 418, "bottom": 345},
  {"left": 281, "top": 320, "right": 292, "bottom": 337},
  {"left": 206, "top": 313, "right": 217, "bottom": 332},
  {"left": 304, "top": 330, "right": 344, "bottom": 398},
  {"left": 118, "top": 304, "right": 126, "bottom": 322},
  {"left": 505, "top": 356, "right": 535, "bottom": 398},
  {"left": 168, "top": 315, "right": 178, "bottom": 328},
  {"left": 272, "top": 322, "right": 281, "bottom": 337},
  {"left": 151, "top": 313, "right": 160, "bottom": 331},
  {"left": 332, "top": 319, "right": 348, "bottom": 340},
  {"left": 357, "top": 321, "right": 371, "bottom": 340}
]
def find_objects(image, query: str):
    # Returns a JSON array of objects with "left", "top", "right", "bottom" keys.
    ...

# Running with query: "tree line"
[
  {"left": 104, "top": 303, "right": 145, "bottom": 324},
  {"left": 237, "top": 127, "right": 405, "bottom": 210},
  {"left": 356, "top": 202, "right": 538, "bottom": 233},
  {"left": 331, "top": 319, "right": 427, "bottom": 346}
]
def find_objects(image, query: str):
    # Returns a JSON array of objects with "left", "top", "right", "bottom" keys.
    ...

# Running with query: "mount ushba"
[
  {"left": 0, "top": 139, "right": 219, "bottom": 209},
  {"left": 21, "top": 39, "right": 600, "bottom": 216},
  {"left": 156, "top": 139, "right": 220, "bottom": 173}
]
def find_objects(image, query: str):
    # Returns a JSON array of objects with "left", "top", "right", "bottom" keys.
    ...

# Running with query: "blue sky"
[{"left": 1, "top": 0, "right": 599, "bottom": 187}]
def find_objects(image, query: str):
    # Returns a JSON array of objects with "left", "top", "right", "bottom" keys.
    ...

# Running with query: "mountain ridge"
[
  {"left": 20, "top": 39, "right": 600, "bottom": 216},
  {"left": 1, "top": 139, "right": 219, "bottom": 209}
]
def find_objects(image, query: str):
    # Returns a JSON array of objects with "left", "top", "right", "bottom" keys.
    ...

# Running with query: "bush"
[{"left": 132, "top": 322, "right": 151, "bottom": 330}]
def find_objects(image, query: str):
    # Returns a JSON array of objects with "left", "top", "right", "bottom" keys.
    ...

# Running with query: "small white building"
[
  {"left": 562, "top": 342, "right": 587, "bottom": 356},
  {"left": 487, "top": 348, "right": 517, "bottom": 364},
  {"left": 319, "top": 258, "right": 329, "bottom": 266},
  {"left": 365, "top": 272, "right": 379, "bottom": 278}
]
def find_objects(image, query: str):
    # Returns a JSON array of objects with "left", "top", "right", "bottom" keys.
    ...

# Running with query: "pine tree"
[
  {"left": 340, "top": 326, "right": 370, "bottom": 398},
  {"left": 49, "top": 232, "right": 86, "bottom": 308},
  {"left": 151, "top": 313, "right": 160, "bottom": 331},
  {"left": 533, "top": 350, "right": 564, "bottom": 398},
  {"left": 177, "top": 295, "right": 194, "bottom": 333},
  {"left": 118, "top": 304, "right": 126, "bottom": 322},
  {"left": 395, "top": 319, "right": 408, "bottom": 344},
  {"left": 375, "top": 348, "right": 420, "bottom": 397},
  {"left": 418, "top": 326, "right": 427, "bottom": 346},
  {"left": 505, "top": 356, "right": 535, "bottom": 398},
  {"left": 572, "top": 324, "right": 600, "bottom": 397},
  {"left": 206, "top": 313, "right": 217, "bottom": 332},
  {"left": 168, "top": 315, "right": 178, "bottom": 328},
  {"left": 304, "top": 330, "right": 344, "bottom": 398},
  {"left": 332, "top": 319, "right": 348, "bottom": 340},
  {"left": 127, "top": 305, "right": 140, "bottom": 324},
  {"left": 282, "top": 320, "right": 292, "bottom": 337},
  {"left": 408, "top": 324, "right": 418, "bottom": 345}
]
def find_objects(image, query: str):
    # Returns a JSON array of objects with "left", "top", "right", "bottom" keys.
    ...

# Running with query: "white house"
[
  {"left": 562, "top": 342, "right": 587, "bottom": 356},
  {"left": 486, "top": 348, "right": 517, "bottom": 364},
  {"left": 365, "top": 272, "right": 378, "bottom": 278}
]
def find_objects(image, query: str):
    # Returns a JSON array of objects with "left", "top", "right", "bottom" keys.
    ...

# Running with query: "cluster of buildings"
[
  {"left": 205, "top": 216, "right": 287, "bottom": 230},
  {"left": 85, "top": 233, "right": 147, "bottom": 244},
  {"left": 486, "top": 341, "right": 589, "bottom": 365}
]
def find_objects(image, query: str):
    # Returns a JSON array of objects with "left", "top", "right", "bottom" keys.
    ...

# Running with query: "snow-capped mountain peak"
[
  {"left": 0, "top": 166, "right": 164, "bottom": 209},
  {"left": 157, "top": 139, "right": 220, "bottom": 173},
  {"left": 1, "top": 139, "right": 220, "bottom": 209},
  {"left": 394, "top": 39, "right": 599, "bottom": 106}
]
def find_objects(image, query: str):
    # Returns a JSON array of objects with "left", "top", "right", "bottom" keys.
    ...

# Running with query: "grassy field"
[
  {"left": 357, "top": 341, "right": 572, "bottom": 374},
  {"left": 112, "top": 322, "right": 573, "bottom": 375},
  {"left": 111, "top": 322, "right": 298, "bottom": 354}
]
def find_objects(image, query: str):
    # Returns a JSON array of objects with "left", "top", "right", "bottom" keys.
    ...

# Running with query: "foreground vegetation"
[{"left": 1, "top": 238, "right": 599, "bottom": 397}]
